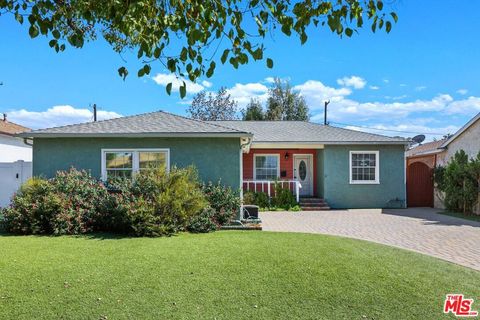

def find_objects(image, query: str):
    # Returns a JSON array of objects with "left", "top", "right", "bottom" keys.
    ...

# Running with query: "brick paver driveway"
[{"left": 261, "top": 208, "right": 480, "bottom": 271}]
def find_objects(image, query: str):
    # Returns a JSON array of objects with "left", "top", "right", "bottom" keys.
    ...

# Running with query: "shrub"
[
  {"left": 272, "top": 183, "right": 297, "bottom": 210},
  {"left": 435, "top": 150, "right": 480, "bottom": 214},
  {"left": 187, "top": 207, "right": 217, "bottom": 233},
  {"left": 202, "top": 181, "right": 241, "bottom": 225},
  {"left": 51, "top": 169, "right": 110, "bottom": 234},
  {"left": 2, "top": 177, "right": 62, "bottom": 234},
  {"left": 243, "top": 191, "right": 270, "bottom": 208}
]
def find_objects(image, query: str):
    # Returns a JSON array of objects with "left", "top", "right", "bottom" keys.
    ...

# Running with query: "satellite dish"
[{"left": 412, "top": 134, "right": 425, "bottom": 145}]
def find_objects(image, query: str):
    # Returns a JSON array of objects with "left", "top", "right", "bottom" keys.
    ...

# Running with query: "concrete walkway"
[{"left": 261, "top": 208, "right": 480, "bottom": 271}]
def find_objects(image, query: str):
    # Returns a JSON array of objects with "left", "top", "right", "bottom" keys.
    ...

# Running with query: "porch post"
[
  {"left": 295, "top": 181, "right": 300, "bottom": 203},
  {"left": 239, "top": 147, "right": 243, "bottom": 220}
]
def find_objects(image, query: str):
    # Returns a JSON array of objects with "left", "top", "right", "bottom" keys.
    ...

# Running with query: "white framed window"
[
  {"left": 254, "top": 154, "right": 280, "bottom": 180},
  {"left": 101, "top": 148, "right": 170, "bottom": 180},
  {"left": 349, "top": 151, "right": 379, "bottom": 184}
]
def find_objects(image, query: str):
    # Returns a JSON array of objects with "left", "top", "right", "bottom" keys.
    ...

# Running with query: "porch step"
[{"left": 299, "top": 198, "right": 330, "bottom": 211}]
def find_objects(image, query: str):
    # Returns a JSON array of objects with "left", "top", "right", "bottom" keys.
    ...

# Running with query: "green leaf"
[
  {"left": 221, "top": 49, "right": 229, "bottom": 64},
  {"left": 180, "top": 47, "right": 188, "bottom": 62},
  {"left": 118, "top": 67, "right": 128, "bottom": 80},
  {"left": 300, "top": 32, "right": 307, "bottom": 44},
  {"left": 386, "top": 21, "right": 392, "bottom": 33},
  {"left": 391, "top": 12, "right": 398, "bottom": 23},
  {"left": 52, "top": 29, "right": 60, "bottom": 39},
  {"left": 153, "top": 47, "right": 161, "bottom": 59},
  {"left": 206, "top": 61, "right": 216, "bottom": 78},
  {"left": 377, "top": 1, "right": 383, "bottom": 10},
  {"left": 15, "top": 13, "right": 23, "bottom": 24},
  {"left": 266, "top": 58, "right": 273, "bottom": 69},
  {"left": 29, "top": 25, "right": 39, "bottom": 38},
  {"left": 179, "top": 82, "right": 187, "bottom": 98},
  {"left": 166, "top": 82, "right": 173, "bottom": 95},
  {"left": 167, "top": 59, "right": 176, "bottom": 73},
  {"left": 143, "top": 64, "right": 151, "bottom": 75},
  {"left": 345, "top": 28, "right": 353, "bottom": 37},
  {"left": 138, "top": 68, "right": 145, "bottom": 77}
]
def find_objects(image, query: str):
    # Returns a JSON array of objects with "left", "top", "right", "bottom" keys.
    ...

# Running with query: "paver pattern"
[{"left": 261, "top": 208, "right": 480, "bottom": 271}]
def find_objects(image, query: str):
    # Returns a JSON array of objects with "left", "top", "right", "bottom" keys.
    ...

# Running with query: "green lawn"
[{"left": 0, "top": 231, "right": 478, "bottom": 319}]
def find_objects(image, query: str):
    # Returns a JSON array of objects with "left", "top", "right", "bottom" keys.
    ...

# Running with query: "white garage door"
[{"left": 0, "top": 161, "right": 32, "bottom": 208}]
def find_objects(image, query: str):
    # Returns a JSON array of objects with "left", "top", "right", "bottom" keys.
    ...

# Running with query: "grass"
[
  {"left": 0, "top": 231, "right": 478, "bottom": 320},
  {"left": 438, "top": 210, "right": 480, "bottom": 222}
]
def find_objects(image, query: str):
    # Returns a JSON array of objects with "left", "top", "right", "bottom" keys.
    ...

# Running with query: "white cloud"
[
  {"left": 369, "top": 85, "right": 380, "bottom": 90},
  {"left": 415, "top": 86, "right": 427, "bottom": 91},
  {"left": 264, "top": 77, "right": 275, "bottom": 83},
  {"left": 201, "top": 80, "right": 213, "bottom": 88},
  {"left": 400, "top": 84, "right": 407, "bottom": 87},
  {"left": 385, "top": 95, "right": 408, "bottom": 100},
  {"left": 151, "top": 73, "right": 205, "bottom": 94},
  {"left": 336, "top": 76, "right": 366, "bottom": 89},
  {"left": 294, "top": 80, "right": 351, "bottom": 109},
  {"left": 457, "top": 89, "right": 468, "bottom": 95},
  {"left": 226, "top": 82, "right": 269, "bottom": 107},
  {"left": 383, "top": 79, "right": 390, "bottom": 84},
  {"left": 7, "top": 105, "right": 122, "bottom": 129},
  {"left": 445, "top": 96, "right": 480, "bottom": 114}
]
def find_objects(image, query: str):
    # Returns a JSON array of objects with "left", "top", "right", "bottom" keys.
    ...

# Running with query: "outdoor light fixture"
[{"left": 284, "top": 152, "right": 289, "bottom": 160}]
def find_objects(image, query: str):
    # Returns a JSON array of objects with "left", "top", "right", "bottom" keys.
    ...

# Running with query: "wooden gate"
[{"left": 407, "top": 161, "right": 434, "bottom": 207}]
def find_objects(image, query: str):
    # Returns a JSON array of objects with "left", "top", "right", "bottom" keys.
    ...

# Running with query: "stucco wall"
[
  {"left": 33, "top": 137, "right": 241, "bottom": 189},
  {"left": 0, "top": 134, "right": 32, "bottom": 162},
  {"left": 323, "top": 144, "right": 406, "bottom": 208},
  {"left": 441, "top": 119, "right": 480, "bottom": 165}
]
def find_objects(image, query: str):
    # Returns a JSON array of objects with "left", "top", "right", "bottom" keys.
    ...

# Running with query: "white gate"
[{"left": 0, "top": 161, "right": 32, "bottom": 208}]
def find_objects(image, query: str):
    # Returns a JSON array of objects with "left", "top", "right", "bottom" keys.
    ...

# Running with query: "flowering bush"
[
  {"left": 201, "top": 181, "right": 241, "bottom": 225},
  {"left": 1, "top": 167, "right": 239, "bottom": 236}
]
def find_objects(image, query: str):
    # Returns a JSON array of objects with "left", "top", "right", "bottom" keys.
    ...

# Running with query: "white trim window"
[
  {"left": 101, "top": 148, "right": 170, "bottom": 180},
  {"left": 254, "top": 154, "right": 280, "bottom": 180},
  {"left": 349, "top": 151, "right": 380, "bottom": 184}
]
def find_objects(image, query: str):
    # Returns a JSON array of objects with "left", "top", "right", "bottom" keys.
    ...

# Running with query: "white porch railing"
[{"left": 242, "top": 180, "right": 302, "bottom": 202}]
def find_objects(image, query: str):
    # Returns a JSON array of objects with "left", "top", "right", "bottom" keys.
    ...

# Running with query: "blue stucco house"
[{"left": 19, "top": 111, "right": 408, "bottom": 209}]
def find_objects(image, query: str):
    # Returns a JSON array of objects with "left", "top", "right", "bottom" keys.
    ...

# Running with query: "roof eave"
[
  {"left": 252, "top": 140, "right": 408, "bottom": 145},
  {"left": 17, "top": 132, "right": 253, "bottom": 139}
]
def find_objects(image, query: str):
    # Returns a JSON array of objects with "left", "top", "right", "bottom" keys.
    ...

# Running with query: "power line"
[{"left": 330, "top": 121, "right": 448, "bottom": 136}]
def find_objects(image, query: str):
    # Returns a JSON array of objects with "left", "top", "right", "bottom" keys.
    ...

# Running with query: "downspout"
[
  {"left": 23, "top": 138, "right": 33, "bottom": 146},
  {"left": 236, "top": 137, "right": 252, "bottom": 221}
]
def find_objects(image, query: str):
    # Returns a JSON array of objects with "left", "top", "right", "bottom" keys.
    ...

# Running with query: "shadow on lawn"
[
  {"left": 0, "top": 228, "right": 150, "bottom": 240},
  {"left": 382, "top": 208, "right": 480, "bottom": 228}
]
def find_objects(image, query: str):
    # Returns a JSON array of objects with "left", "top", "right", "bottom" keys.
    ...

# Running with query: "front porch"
[{"left": 241, "top": 148, "right": 324, "bottom": 204}]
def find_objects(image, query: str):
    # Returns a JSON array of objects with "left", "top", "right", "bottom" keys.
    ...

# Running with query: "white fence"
[
  {"left": 0, "top": 161, "right": 32, "bottom": 208},
  {"left": 243, "top": 180, "right": 302, "bottom": 202}
]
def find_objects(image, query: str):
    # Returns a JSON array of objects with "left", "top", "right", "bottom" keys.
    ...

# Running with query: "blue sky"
[{"left": 1, "top": 1, "right": 479, "bottom": 141}]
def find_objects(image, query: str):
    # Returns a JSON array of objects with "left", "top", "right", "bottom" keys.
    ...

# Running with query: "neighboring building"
[
  {"left": 406, "top": 112, "right": 480, "bottom": 213},
  {"left": 0, "top": 114, "right": 32, "bottom": 207},
  {"left": 19, "top": 111, "right": 408, "bottom": 211},
  {"left": 0, "top": 114, "right": 32, "bottom": 162},
  {"left": 437, "top": 112, "right": 480, "bottom": 165},
  {"left": 405, "top": 139, "right": 446, "bottom": 208}
]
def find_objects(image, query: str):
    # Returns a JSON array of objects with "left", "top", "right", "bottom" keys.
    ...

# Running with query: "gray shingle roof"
[
  {"left": 209, "top": 121, "right": 408, "bottom": 144},
  {"left": 18, "top": 111, "right": 251, "bottom": 138}
]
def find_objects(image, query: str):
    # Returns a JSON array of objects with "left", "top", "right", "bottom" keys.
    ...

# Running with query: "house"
[
  {"left": 0, "top": 114, "right": 32, "bottom": 207},
  {"left": 0, "top": 114, "right": 32, "bottom": 162},
  {"left": 18, "top": 111, "right": 408, "bottom": 211},
  {"left": 406, "top": 112, "right": 480, "bottom": 213}
]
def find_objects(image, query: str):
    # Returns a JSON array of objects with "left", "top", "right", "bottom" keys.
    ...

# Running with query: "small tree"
[
  {"left": 435, "top": 150, "right": 480, "bottom": 214},
  {"left": 242, "top": 99, "right": 265, "bottom": 120},
  {"left": 265, "top": 78, "right": 309, "bottom": 121},
  {"left": 187, "top": 87, "right": 238, "bottom": 120}
]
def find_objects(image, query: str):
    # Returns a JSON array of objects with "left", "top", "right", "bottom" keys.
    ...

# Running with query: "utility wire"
[{"left": 330, "top": 121, "right": 448, "bottom": 136}]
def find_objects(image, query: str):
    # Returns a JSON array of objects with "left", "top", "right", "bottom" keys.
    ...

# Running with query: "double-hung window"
[
  {"left": 254, "top": 154, "right": 280, "bottom": 180},
  {"left": 349, "top": 151, "right": 379, "bottom": 184},
  {"left": 102, "top": 149, "right": 169, "bottom": 180}
]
